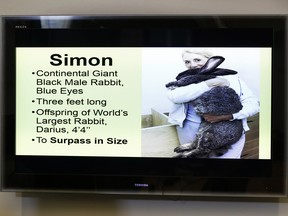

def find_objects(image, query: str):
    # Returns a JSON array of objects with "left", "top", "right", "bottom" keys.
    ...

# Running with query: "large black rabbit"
[{"left": 166, "top": 56, "right": 244, "bottom": 158}]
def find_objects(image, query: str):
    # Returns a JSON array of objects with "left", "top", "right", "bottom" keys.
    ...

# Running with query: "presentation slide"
[{"left": 15, "top": 47, "right": 271, "bottom": 159}]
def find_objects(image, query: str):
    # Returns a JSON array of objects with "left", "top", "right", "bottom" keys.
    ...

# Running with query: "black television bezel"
[{"left": 1, "top": 15, "right": 287, "bottom": 197}]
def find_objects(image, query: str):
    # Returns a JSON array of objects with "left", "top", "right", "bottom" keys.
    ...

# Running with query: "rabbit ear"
[
  {"left": 199, "top": 56, "right": 225, "bottom": 74},
  {"left": 212, "top": 68, "right": 238, "bottom": 75}
]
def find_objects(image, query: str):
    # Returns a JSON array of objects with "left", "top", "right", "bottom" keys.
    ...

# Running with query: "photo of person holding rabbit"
[{"left": 167, "top": 49, "right": 260, "bottom": 159}]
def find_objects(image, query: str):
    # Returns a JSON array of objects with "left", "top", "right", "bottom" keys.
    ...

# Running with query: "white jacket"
[{"left": 167, "top": 75, "right": 260, "bottom": 131}]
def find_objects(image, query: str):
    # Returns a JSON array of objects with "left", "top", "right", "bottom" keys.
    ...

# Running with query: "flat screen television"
[{"left": 1, "top": 15, "right": 287, "bottom": 197}]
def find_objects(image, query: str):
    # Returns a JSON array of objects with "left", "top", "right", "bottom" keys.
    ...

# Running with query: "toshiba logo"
[{"left": 134, "top": 183, "right": 149, "bottom": 188}]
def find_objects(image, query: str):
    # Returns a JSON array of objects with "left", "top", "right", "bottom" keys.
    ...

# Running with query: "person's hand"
[
  {"left": 203, "top": 114, "right": 233, "bottom": 123},
  {"left": 205, "top": 77, "right": 230, "bottom": 87}
]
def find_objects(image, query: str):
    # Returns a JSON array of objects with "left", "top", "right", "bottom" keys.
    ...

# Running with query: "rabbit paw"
[{"left": 174, "top": 143, "right": 193, "bottom": 153}]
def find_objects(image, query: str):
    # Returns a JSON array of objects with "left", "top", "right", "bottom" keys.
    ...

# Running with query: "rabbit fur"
[{"left": 166, "top": 56, "right": 244, "bottom": 158}]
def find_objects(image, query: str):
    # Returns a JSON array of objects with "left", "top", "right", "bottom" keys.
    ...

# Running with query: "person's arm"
[
  {"left": 167, "top": 77, "right": 229, "bottom": 104},
  {"left": 232, "top": 78, "right": 260, "bottom": 120},
  {"left": 203, "top": 114, "right": 233, "bottom": 123}
]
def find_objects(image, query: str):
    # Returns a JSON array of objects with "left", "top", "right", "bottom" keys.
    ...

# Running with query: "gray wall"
[{"left": 1, "top": 0, "right": 288, "bottom": 216}]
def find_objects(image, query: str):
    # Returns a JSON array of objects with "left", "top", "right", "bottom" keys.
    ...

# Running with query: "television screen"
[{"left": 1, "top": 16, "right": 287, "bottom": 197}]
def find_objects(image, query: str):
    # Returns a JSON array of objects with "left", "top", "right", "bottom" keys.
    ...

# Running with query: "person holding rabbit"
[{"left": 167, "top": 49, "right": 260, "bottom": 158}]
